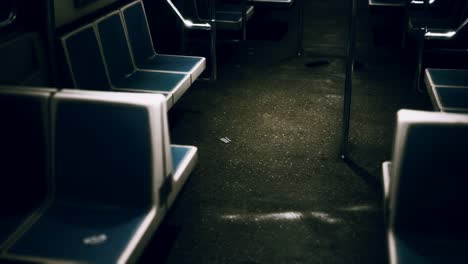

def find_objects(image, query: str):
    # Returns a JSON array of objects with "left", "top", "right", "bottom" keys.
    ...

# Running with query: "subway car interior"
[{"left": 1, "top": 0, "right": 468, "bottom": 263}]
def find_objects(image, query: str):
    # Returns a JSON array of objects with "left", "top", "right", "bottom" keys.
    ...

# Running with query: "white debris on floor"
[{"left": 220, "top": 137, "right": 232, "bottom": 144}]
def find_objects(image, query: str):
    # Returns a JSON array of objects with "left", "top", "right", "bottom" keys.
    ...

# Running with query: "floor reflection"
[{"left": 221, "top": 211, "right": 341, "bottom": 224}]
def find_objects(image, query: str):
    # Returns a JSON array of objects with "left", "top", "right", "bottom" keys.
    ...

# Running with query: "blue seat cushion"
[
  {"left": 393, "top": 232, "right": 468, "bottom": 263},
  {"left": 436, "top": 87, "right": 468, "bottom": 110},
  {"left": 425, "top": 69, "right": 468, "bottom": 111},
  {"left": 171, "top": 145, "right": 192, "bottom": 170},
  {"left": 8, "top": 202, "right": 151, "bottom": 263},
  {"left": 114, "top": 71, "right": 187, "bottom": 93},
  {"left": 427, "top": 69, "right": 468, "bottom": 87},
  {"left": 140, "top": 55, "right": 203, "bottom": 73},
  {"left": 167, "top": 145, "right": 197, "bottom": 207},
  {"left": 64, "top": 27, "right": 111, "bottom": 90}
]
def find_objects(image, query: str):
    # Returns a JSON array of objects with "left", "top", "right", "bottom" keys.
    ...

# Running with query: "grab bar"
[
  {"left": 410, "top": 0, "right": 435, "bottom": 5},
  {"left": 425, "top": 17, "right": 468, "bottom": 39},
  {"left": 166, "top": 0, "right": 211, "bottom": 30}
]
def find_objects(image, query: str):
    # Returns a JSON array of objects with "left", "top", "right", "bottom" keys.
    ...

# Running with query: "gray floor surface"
[{"left": 139, "top": 0, "right": 430, "bottom": 263}]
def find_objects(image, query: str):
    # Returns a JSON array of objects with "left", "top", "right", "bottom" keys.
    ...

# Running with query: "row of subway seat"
[
  {"left": 0, "top": 87, "right": 196, "bottom": 263},
  {"left": 61, "top": 0, "right": 206, "bottom": 110},
  {"left": 0, "top": 0, "right": 204, "bottom": 263}
]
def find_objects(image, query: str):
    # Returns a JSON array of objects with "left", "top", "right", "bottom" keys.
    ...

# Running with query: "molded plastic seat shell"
[
  {"left": 121, "top": 1, "right": 206, "bottom": 83},
  {"left": 383, "top": 109, "right": 468, "bottom": 264},
  {"left": 0, "top": 87, "right": 54, "bottom": 251},
  {"left": 96, "top": 12, "right": 191, "bottom": 106},
  {"left": 424, "top": 68, "right": 468, "bottom": 113}
]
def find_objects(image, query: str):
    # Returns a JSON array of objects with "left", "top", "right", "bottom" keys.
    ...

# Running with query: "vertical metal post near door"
[
  {"left": 241, "top": 0, "right": 247, "bottom": 40},
  {"left": 296, "top": 0, "right": 304, "bottom": 56},
  {"left": 413, "top": 0, "right": 429, "bottom": 92},
  {"left": 340, "top": 0, "right": 358, "bottom": 160},
  {"left": 46, "top": 0, "right": 58, "bottom": 86},
  {"left": 210, "top": 0, "right": 217, "bottom": 80},
  {"left": 181, "top": 26, "right": 187, "bottom": 54}
]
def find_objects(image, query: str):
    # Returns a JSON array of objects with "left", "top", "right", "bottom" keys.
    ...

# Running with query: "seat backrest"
[
  {"left": 389, "top": 109, "right": 468, "bottom": 239},
  {"left": 95, "top": 11, "right": 136, "bottom": 84},
  {"left": 61, "top": 25, "right": 111, "bottom": 91},
  {"left": 455, "top": 0, "right": 468, "bottom": 26},
  {"left": 121, "top": 0, "right": 157, "bottom": 66},
  {"left": 0, "top": 32, "right": 49, "bottom": 86},
  {"left": 194, "top": 0, "right": 212, "bottom": 20},
  {"left": 433, "top": 0, "right": 468, "bottom": 27},
  {"left": 0, "top": 86, "right": 54, "bottom": 241},
  {"left": 440, "top": 0, "right": 468, "bottom": 26},
  {"left": 52, "top": 90, "right": 167, "bottom": 209}
]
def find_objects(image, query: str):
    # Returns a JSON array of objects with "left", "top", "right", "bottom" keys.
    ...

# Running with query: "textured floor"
[{"left": 139, "top": 0, "right": 430, "bottom": 263}]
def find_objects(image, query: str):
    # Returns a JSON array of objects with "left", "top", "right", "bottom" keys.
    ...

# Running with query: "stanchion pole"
[
  {"left": 297, "top": 0, "right": 304, "bottom": 56},
  {"left": 340, "top": 0, "right": 358, "bottom": 160}
]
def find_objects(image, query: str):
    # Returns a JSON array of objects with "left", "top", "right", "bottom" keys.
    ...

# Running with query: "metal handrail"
[
  {"left": 410, "top": 0, "right": 436, "bottom": 5},
  {"left": 340, "top": 0, "right": 358, "bottom": 159},
  {"left": 168, "top": 0, "right": 217, "bottom": 80},
  {"left": 166, "top": 0, "right": 211, "bottom": 30},
  {"left": 0, "top": 7, "right": 17, "bottom": 30},
  {"left": 425, "top": 17, "right": 468, "bottom": 39}
]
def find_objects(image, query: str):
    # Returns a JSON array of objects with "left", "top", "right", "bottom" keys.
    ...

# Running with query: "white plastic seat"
[
  {"left": 120, "top": 0, "right": 206, "bottom": 83},
  {"left": 3, "top": 91, "right": 170, "bottom": 263},
  {"left": 0, "top": 86, "right": 55, "bottom": 251},
  {"left": 60, "top": 23, "right": 182, "bottom": 110},
  {"left": 382, "top": 109, "right": 468, "bottom": 264}
]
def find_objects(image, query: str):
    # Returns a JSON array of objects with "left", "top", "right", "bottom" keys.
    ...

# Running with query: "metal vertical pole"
[
  {"left": 413, "top": 0, "right": 429, "bottom": 92},
  {"left": 210, "top": 0, "right": 217, "bottom": 80},
  {"left": 413, "top": 28, "right": 425, "bottom": 92},
  {"left": 340, "top": 0, "right": 358, "bottom": 159},
  {"left": 181, "top": 22, "right": 187, "bottom": 54},
  {"left": 241, "top": 0, "right": 247, "bottom": 41},
  {"left": 297, "top": 0, "right": 304, "bottom": 56},
  {"left": 46, "top": 0, "right": 58, "bottom": 86}
]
